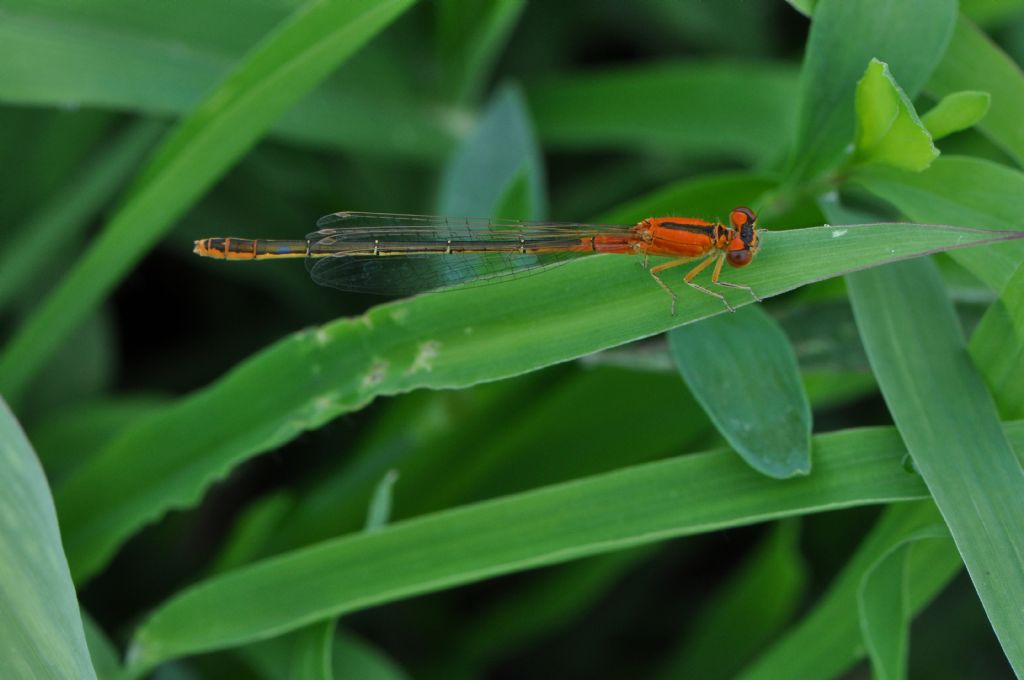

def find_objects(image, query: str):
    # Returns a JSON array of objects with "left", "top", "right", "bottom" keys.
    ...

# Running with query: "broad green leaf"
[
  {"left": 858, "top": 525, "right": 949, "bottom": 680},
  {"left": 438, "top": 83, "right": 546, "bottom": 218},
  {"left": 801, "top": 372, "right": 877, "bottom": 409},
  {"left": 921, "top": 90, "right": 991, "bottom": 140},
  {"left": 527, "top": 61, "right": 799, "bottom": 162},
  {"left": 247, "top": 631, "right": 409, "bottom": 680},
  {"left": 401, "top": 367, "right": 707, "bottom": 517},
  {"left": 0, "top": 1, "right": 451, "bottom": 159},
  {"left": 644, "top": 0, "right": 783, "bottom": 58},
  {"left": 264, "top": 380, "right": 538, "bottom": 557},
  {"left": 128, "top": 424, "right": 936, "bottom": 667},
  {"left": 587, "top": 170, "right": 826, "bottom": 243},
  {"left": 82, "top": 612, "right": 120, "bottom": 680},
  {"left": 961, "top": 0, "right": 1024, "bottom": 25},
  {"left": 436, "top": 0, "right": 526, "bottom": 103},
  {"left": 56, "top": 221, "right": 1024, "bottom": 582},
  {"left": 266, "top": 366, "right": 703, "bottom": 556},
  {"left": 450, "top": 548, "right": 654, "bottom": 675},
  {"left": 0, "top": 398, "right": 96, "bottom": 679},
  {"left": 739, "top": 502, "right": 962, "bottom": 680},
  {"left": 0, "top": 121, "right": 162, "bottom": 313},
  {"left": 593, "top": 172, "right": 812, "bottom": 227},
  {"left": 852, "top": 59, "right": 938, "bottom": 172},
  {"left": 656, "top": 521, "right": 807, "bottom": 680},
  {"left": 294, "top": 468, "right": 384, "bottom": 680},
  {"left": 493, "top": 166, "right": 532, "bottom": 220},
  {"left": 0, "top": 108, "right": 111, "bottom": 228},
  {"left": 853, "top": 155, "right": 1024, "bottom": 291},
  {"left": 928, "top": 16, "right": 1024, "bottom": 166},
  {"left": 860, "top": 546, "right": 909, "bottom": 680},
  {"left": 208, "top": 493, "right": 295, "bottom": 575},
  {"left": 290, "top": 620, "right": 336, "bottom": 680},
  {"left": 776, "top": 300, "right": 869, "bottom": 373},
  {"left": 333, "top": 632, "right": 409, "bottom": 680},
  {"left": 848, "top": 258, "right": 1024, "bottom": 671},
  {"left": 236, "top": 472, "right": 397, "bottom": 680},
  {"left": 670, "top": 305, "right": 812, "bottom": 478},
  {"left": 30, "top": 396, "right": 170, "bottom": 485},
  {"left": 969, "top": 261, "right": 1024, "bottom": 418},
  {"left": 365, "top": 471, "right": 398, "bottom": 532},
  {"left": 789, "top": 0, "right": 956, "bottom": 180},
  {"left": 784, "top": 0, "right": 816, "bottom": 15},
  {"left": 754, "top": 197, "right": 1024, "bottom": 677},
  {"left": 0, "top": 0, "right": 420, "bottom": 404},
  {"left": 20, "top": 308, "right": 116, "bottom": 419}
]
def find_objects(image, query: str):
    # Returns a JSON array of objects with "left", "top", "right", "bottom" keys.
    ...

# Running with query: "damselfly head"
[{"left": 725, "top": 206, "right": 759, "bottom": 268}]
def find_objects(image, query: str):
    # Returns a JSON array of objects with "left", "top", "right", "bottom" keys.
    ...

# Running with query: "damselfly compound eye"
[
  {"left": 727, "top": 249, "right": 753, "bottom": 267},
  {"left": 729, "top": 206, "right": 756, "bottom": 231}
]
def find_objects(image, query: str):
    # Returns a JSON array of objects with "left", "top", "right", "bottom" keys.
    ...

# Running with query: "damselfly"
[{"left": 194, "top": 207, "right": 762, "bottom": 314}]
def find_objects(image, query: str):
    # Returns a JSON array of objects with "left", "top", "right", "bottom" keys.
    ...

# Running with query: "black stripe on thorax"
[{"left": 658, "top": 221, "right": 717, "bottom": 237}]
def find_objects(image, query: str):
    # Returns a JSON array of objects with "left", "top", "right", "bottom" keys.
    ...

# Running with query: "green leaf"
[
  {"left": 451, "top": 548, "right": 654, "bottom": 675},
  {"left": 493, "top": 167, "right": 533, "bottom": 221},
  {"left": 437, "top": 83, "right": 546, "bottom": 218},
  {"left": 0, "top": 0, "right": 420, "bottom": 404},
  {"left": 264, "top": 381, "right": 537, "bottom": 556},
  {"left": 969, "top": 261, "right": 1024, "bottom": 418},
  {"left": 852, "top": 59, "right": 938, "bottom": 171},
  {"left": 858, "top": 525, "right": 949, "bottom": 680},
  {"left": 208, "top": 493, "right": 295, "bottom": 575},
  {"left": 961, "top": 0, "right": 1024, "bottom": 25},
  {"left": 20, "top": 309, "right": 117, "bottom": 419},
  {"left": 927, "top": 16, "right": 1024, "bottom": 166},
  {"left": 789, "top": 0, "right": 956, "bottom": 180},
  {"left": 656, "top": 521, "right": 807, "bottom": 680},
  {"left": 127, "top": 424, "right": 935, "bottom": 668},
  {"left": 860, "top": 546, "right": 909, "bottom": 680},
  {"left": 921, "top": 90, "right": 991, "bottom": 140},
  {"left": 243, "top": 629, "right": 409, "bottom": 679},
  {"left": 82, "top": 612, "right": 120, "bottom": 680},
  {"left": 594, "top": 173, "right": 800, "bottom": 226},
  {"left": 802, "top": 372, "right": 877, "bottom": 410},
  {"left": 56, "top": 221, "right": 1024, "bottom": 583},
  {"left": 527, "top": 61, "right": 799, "bottom": 162},
  {"left": 332, "top": 632, "right": 409, "bottom": 680},
  {"left": 739, "top": 502, "right": 961, "bottom": 680},
  {"left": 0, "top": 398, "right": 96, "bottom": 679},
  {"left": 402, "top": 367, "right": 707, "bottom": 518},
  {"left": 0, "top": 108, "right": 112, "bottom": 229},
  {"left": 290, "top": 620, "right": 336, "bottom": 680},
  {"left": 669, "top": 306, "right": 812, "bottom": 478},
  {"left": 847, "top": 258, "right": 1024, "bottom": 671},
  {"left": 784, "top": 0, "right": 816, "bottom": 15},
  {"left": 853, "top": 155, "right": 1024, "bottom": 291},
  {"left": 436, "top": 0, "right": 526, "bottom": 103},
  {"left": 0, "top": 121, "right": 162, "bottom": 314},
  {"left": 0, "top": 1, "right": 450, "bottom": 159},
  {"left": 31, "top": 396, "right": 170, "bottom": 485},
  {"left": 365, "top": 471, "right": 398, "bottom": 533},
  {"left": 643, "top": 0, "right": 783, "bottom": 58}
]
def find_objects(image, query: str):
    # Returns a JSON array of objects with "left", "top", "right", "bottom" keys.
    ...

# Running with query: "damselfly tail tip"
[{"left": 193, "top": 238, "right": 223, "bottom": 259}]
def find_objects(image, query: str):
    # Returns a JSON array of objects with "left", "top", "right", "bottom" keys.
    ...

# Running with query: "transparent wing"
[
  {"left": 306, "top": 211, "right": 635, "bottom": 296},
  {"left": 313, "top": 211, "right": 629, "bottom": 234},
  {"left": 307, "top": 251, "right": 583, "bottom": 295}
]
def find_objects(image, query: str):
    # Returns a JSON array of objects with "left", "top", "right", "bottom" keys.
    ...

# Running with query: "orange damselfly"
[{"left": 194, "top": 207, "right": 762, "bottom": 314}]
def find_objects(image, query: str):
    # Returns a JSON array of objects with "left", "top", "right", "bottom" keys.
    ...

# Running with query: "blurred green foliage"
[{"left": 2, "top": 0, "right": 1024, "bottom": 678}]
